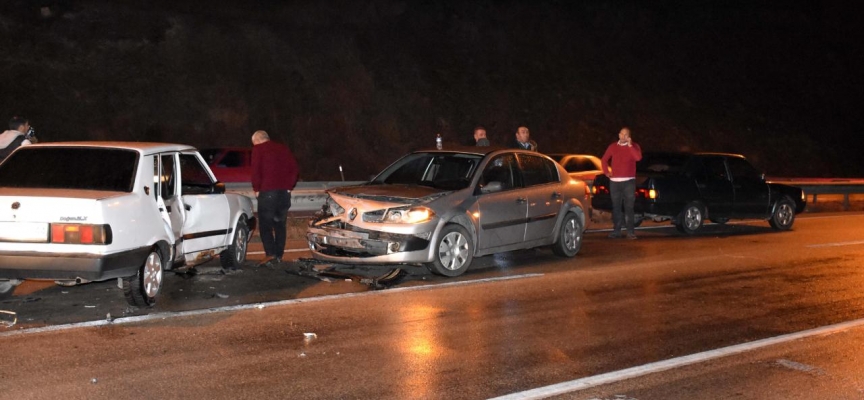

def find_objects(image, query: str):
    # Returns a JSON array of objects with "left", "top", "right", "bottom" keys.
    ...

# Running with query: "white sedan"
[{"left": 0, "top": 142, "right": 255, "bottom": 306}]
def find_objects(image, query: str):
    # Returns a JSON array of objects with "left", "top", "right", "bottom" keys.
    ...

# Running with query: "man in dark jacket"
[
  {"left": 0, "top": 116, "right": 33, "bottom": 161},
  {"left": 512, "top": 126, "right": 537, "bottom": 151},
  {"left": 251, "top": 130, "right": 300, "bottom": 267}
]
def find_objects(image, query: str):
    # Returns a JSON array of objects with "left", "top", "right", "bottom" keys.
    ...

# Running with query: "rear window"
[
  {"left": 0, "top": 147, "right": 138, "bottom": 192},
  {"left": 637, "top": 153, "right": 690, "bottom": 174}
]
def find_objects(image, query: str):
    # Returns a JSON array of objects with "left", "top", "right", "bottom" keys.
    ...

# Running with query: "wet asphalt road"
[{"left": 1, "top": 212, "right": 864, "bottom": 399}]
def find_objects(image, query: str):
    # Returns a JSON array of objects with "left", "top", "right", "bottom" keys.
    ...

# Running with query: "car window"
[
  {"left": 160, "top": 154, "right": 176, "bottom": 199},
  {"left": 180, "top": 153, "right": 215, "bottom": 194},
  {"left": 519, "top": 154, "right": 558, "bottom": 187},
  {"left": 374, "top": 153, "right": 482, "bottom": 190},
  {"left": 218, "top": 151, "right": 245, "bottom": 168},
  {"left": 0, "top": 147, "right": 137, "bottom": 192},
  {"left": 637, "top": 153, "right": 689, "bottom": 174},
  {"left": 480, "top": 154, "right": 520, "bottom": 190},
  {"left": 564, "top": 157, "right": 599, "bottom": 173},
  {"left": 727, "top": 157, "right": 761, "bottom": 180},
  {"left": 701, "top": 157, "right": 728, "bottom": 180}
]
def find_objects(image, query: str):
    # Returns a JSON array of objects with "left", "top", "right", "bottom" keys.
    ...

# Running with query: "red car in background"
[{"left": 200, "top": 147, "right": 252, "bottom": 183}]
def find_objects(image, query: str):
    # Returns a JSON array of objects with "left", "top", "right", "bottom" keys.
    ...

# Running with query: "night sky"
[{"left": 1, "top": 0, "right": 862, "bottom": 180}]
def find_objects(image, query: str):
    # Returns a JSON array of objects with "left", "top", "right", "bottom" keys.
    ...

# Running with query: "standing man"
[
  {"left": 601, "top": 127, "right": 642, "bottom": 239},
  {"left": 251, "top": 130, "right": 300, "bottom": 267},
  {"left": 473, "top": 126, "right": 490, "bottom": 146},
  {"left": 512, "top": 126, "right": 537, "bottom": 151},
  {"left": 0, "top": 116, "right": 34, "bottom": 162}
]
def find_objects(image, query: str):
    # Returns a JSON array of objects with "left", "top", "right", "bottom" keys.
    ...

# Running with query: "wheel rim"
[
  {"left": 235, "top": 228, "right": 248, "bottom": 263},
  {"left": 438, "top": 231, "right": 469, "bottom": 271},
  {"left": 142, "top": 252, "right": 163, "bottom": 298},
  {"left": 777, "top": 203, "right": 794, "bottom": 226},
  {"left": 684, "top": 206, "right": 702, "bottom": 230},
  {"left": 563, "top": 218, "right": 580, "bottom": 251}
]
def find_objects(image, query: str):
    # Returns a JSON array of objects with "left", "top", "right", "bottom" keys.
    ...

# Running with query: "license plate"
[{"left": 0, "top": 222, "right": 49, "bottom": 242}]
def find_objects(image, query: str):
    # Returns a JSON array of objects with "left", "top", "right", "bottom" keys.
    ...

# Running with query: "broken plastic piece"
[
  {"left": 303, "top": 332, "right": 317, "bottom": 340},
  {"left": 0, "top": 310, "right": 17, "bottom": 328}
]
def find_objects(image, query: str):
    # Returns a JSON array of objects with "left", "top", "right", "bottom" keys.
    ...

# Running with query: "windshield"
[
  {"left": 0, "top": 147, "right": 138, "bottom": 192},
  {"left": 371, "top": 152, "right": 483, "bottom": 191}
]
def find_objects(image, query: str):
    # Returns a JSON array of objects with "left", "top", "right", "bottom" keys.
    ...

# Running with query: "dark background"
[{"left": 1, "top": 0, "right": 862, "bottom": 181}]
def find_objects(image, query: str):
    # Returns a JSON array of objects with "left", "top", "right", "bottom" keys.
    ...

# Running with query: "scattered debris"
[
  {"left": 91, "top": 378, "right": 98, "bottom": 384},
  {"left": 84, "top": 305, "right": 96, "bottom": 308},
  {"left": 22, "top": 297, "right": 41, "bottom": 303},
  {"left": 214, "top": 293, "right": 229, "bottom": 299},
  {"left": 106, "top": 313, "right": 113, "bottom": 322},
  {"left": 299, "top": 352, "right": 306, "bottom": 357},
  {"left": 0, "top": 310, "right": 17, "bottom": 328},
  {"left": 289, "top": 258, "right": 408, "bottom": 289},
  {"left": 303, "top": 332, "right": 317, "bottom": 341}
]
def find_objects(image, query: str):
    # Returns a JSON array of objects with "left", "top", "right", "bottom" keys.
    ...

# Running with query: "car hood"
[{"left": 328, "top": 184, "right": 451, "bottom": 207}]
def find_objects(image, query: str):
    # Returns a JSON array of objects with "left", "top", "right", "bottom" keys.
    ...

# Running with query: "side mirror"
[
  {"left": 211, "top": 182, "right": 226, "bottom": 194},
  {"left": 480, "top": 181, "right": 503, "bottom": 194}
]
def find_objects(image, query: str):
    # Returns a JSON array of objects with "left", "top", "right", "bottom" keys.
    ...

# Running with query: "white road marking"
[
  {"left": 490, "top": 317, "right": 864, "bottom": 400},
  {"left": 807, "top": 240, "right": 864, "bottom": 248},
  {"left": 0, "top": 273, "right": 543, "bottom": 338}
]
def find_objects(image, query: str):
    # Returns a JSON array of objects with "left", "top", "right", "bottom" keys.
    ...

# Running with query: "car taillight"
[
  {"left": 636, "top": 188, "right": 658, "bottom": 199},
  {"left": 593, "top": 185, "right": 609, "bottom": 195},
  {"left": 50, "top": 224, "right": 112, "bottom": 245}
]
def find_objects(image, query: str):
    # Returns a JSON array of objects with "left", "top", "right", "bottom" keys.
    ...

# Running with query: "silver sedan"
[{"left": 307, "top": 147, "right": 590, "bottom": 276}]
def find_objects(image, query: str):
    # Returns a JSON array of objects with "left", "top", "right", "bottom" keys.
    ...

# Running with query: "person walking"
[
  {"left": 0, "top": 116, "right": 34, "bottom": 162},
  {"left": 251, "top": 130, "right": 300, "bottom": 267},
  {"left": 512, "top": 126, "right": 537, "bottom": 151},
  {"left": 601, "top": 127, "right": 642, "bottom": 239}
]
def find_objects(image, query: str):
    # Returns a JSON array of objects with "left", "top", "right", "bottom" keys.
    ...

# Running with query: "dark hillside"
[{"left": 1, "top": 0, "right": 861, "bottom": 180}]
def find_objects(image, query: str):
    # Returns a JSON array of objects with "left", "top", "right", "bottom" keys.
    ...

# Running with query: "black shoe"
[
  {"left": 257, "top": 257, "right": 277, "bottom": 268},
  {"left": 608, "top": 232, "right": 622, "bottom": 239},
  {"left": 626, "top": 233, "right": 638, "bottom": 240}
]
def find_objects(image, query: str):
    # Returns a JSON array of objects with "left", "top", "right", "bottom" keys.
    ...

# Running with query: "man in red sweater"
[
  {"left": 251, "top": 130, "right": 300, "bottom": 267},
  {"left": 600, "top": 127, "right": 643, "bottom": 239}
]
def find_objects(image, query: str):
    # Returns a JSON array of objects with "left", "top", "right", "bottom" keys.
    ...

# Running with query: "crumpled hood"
[{"left": 328, "top": 184, "right": 450, "bottom": 207}]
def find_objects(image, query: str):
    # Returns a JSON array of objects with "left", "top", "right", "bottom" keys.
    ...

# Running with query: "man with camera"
[{"left": 0, "top": 116, "right": 36, "bottom": 162}]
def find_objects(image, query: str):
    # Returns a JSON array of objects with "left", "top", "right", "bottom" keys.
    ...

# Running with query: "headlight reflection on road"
[{"left": 397, "top": 303, "right": 443, "bottom": 398}]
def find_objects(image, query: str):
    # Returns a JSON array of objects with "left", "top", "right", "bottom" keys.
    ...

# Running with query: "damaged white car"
[
  {"left": 307, "top": 147, "right": 590, "bottom": 276},
  {"left": 0, "top": 142, "right": 255, "bottom": 306}
]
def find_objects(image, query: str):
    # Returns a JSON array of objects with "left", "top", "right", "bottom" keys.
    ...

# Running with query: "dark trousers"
[
  {"left": 258, "top": 190, "right": 292, "bottom": 259},
  {"left": 610, "top": 179, "right": 636, "bottom": 235}
]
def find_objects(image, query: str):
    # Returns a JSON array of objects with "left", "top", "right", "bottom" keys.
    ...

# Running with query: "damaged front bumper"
[{"left": 306, "top": 225, "right": 433, "bottom": 264}]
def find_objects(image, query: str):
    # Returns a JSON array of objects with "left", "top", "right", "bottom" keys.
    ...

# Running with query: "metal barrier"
[
  {"left": 225, "top": 181, "right": 366, "bottom": 212},
  {"left": 228, "top": 179, "right": 864, "bottom": 213},
  {"left": 768, "top": 178, "right": 864, "bottom": 211}
]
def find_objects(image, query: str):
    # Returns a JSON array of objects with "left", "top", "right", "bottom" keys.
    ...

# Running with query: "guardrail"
[
  {"left": 225, "top": 181, "right": 366, "bottom": 212},
  {"left": 227, "top": 178, "right": 864, "bottom": 213},
  {"left": 768, "top": 178, "right": 864, "bottom": 211}
]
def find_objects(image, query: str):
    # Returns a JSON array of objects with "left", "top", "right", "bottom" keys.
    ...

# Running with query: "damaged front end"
[{"left": 306, "top": 190, "right": 444, "bottom": 263}]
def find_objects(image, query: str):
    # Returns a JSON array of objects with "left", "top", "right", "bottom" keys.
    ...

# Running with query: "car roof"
[
  {"left": 643, "top": 151, "right": 746, "bottom": 159},
  {"left": 30, "top": 141, "right": 197, "bottom": 155}
]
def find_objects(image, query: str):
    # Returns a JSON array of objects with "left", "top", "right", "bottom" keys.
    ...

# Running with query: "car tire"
[
  {"left": 123, "top": 249, "right": 164, "bottom": 307},
  {"left": 220, "top": 218, "right": 249, "bottom": 270},
  {"left": 769, "top": 197, "right": 795, "bottom": 230},
  {"left": 675, "top": 202, "right": 705, "bottom": 234},
  {"left": 552, "top": 212, "right": 583, "bottom": 257},
  {"left": 426, "top": 224, "right": 474, "bottom": 277}
]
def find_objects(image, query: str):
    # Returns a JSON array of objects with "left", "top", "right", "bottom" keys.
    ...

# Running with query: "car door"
[
  {"left": 178, "top": 152, "right": 231, "bottom": 255},
  {"left": 694, "top": 156, "right": 734, "bottom": 217},
  {"left": 156, "top": 152, "right": 186, "bottom": 247},
  {"left": 518, "top": 154, "right": 562, "bottom": 242},
  {"left": 475, "top": 153, "right": 528, "bottom": 251},
  {"left": 727, "top": 156, "right": 770, "bottom": 217}
]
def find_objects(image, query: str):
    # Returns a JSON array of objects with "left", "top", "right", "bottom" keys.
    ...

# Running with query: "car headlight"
[{"left": 382, "top": 206, "right": 435, "bottom": 224}]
